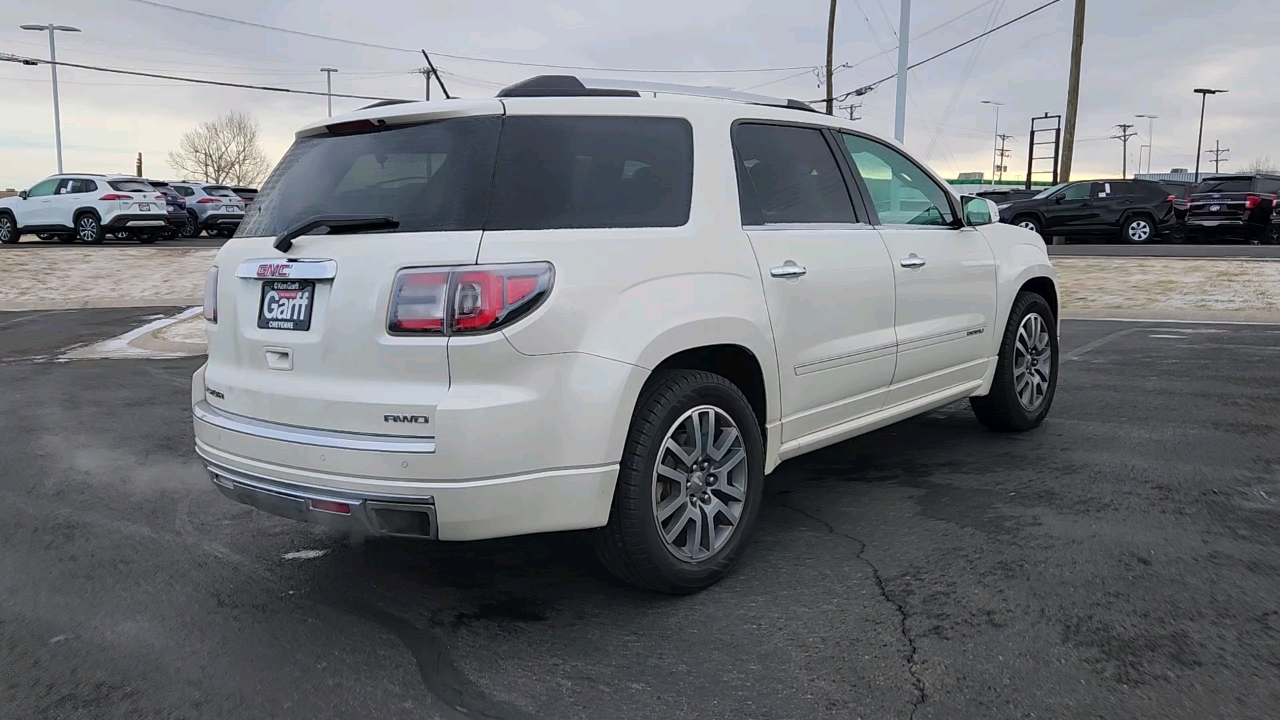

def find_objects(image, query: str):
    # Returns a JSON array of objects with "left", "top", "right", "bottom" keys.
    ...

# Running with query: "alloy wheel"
[
  {"left": 1017, "top": 220, "right": 1038, "bottom": 232},
  {"left": 1013, "top": 312, "right": 1053, "bottom": 411},
  {"left": 1128, "top": 220, "right": 1152, "bottom": 242},
  {"left": 0, "top": 217, "right": 12, "bottom": 243},
  {"left": 77, "top": 217, "right": 98, "bottom": 243},
  {"left": 651, "top": 405, "right": 749, "bottom": 563}
]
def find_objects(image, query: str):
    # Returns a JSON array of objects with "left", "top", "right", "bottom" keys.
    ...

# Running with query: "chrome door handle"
[
  {"left": 900, "top": 254, "right": 926, "bottom": 269},
  {"left": 770, "top": 263, "right": 807, "bottom": 278}
]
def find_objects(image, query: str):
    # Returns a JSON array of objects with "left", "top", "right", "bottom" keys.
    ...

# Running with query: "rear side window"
[
  {"left": 173, "top": 185, "right": 195, "bottom": 197},
  {"left": 486, "top": 116, "right": 693, "bottom": 230},
  {"left": 109, "top": 180, "right": 155, "bottom": 193},
  {"left": 733, "top": 123, "right": 856, "bottom": 225}
]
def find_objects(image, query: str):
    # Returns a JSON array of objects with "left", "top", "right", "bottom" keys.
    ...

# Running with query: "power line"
[
  {"left": 817, "top": 0, "right": 1064, "bottom": 103},
  {"left": 0, "top": 52, "right": 405, "bottom": 102},
  {"left": 119, "top": 0, "right": 816, "bottom": 75}
]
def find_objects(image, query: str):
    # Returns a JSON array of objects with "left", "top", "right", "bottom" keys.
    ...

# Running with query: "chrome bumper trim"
[
  {"left": 194, "top": 401, "right": 435, "bottom": 454},
  {"left": 205, "top": 459, "right": 438, "bottom": 539}
]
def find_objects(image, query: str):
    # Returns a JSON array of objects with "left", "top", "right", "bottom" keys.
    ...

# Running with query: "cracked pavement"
[{"left": 2, "top": 312, "right": 1280, "bottom": 719}]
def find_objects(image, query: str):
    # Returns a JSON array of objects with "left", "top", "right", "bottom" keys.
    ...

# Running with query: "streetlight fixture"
[
  {"left": 321, "top": 67, "right": 339, "bottom": 117},
  {"left": 20, "top": 23, "right": 80, "bottom": 174},
  {"left": 1192, "top": 89, "right": 1227, "bottom": 182},
  {"left": 1134, "top": 114, "right": 1158, "bottom": 175},
  {"left": 981, "top": 100, "right": 1005, "bottom": 187}
]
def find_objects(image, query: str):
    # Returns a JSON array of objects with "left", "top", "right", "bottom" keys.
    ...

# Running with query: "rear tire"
[
  {"left": 595, "top": 370, "right": 765, "bottom": 594},
  {"left": 971, "top": 291, "right": 1058, "bottom": 432},
  {"left": 179, "top": 212, "right": 200, "bottom": 238},
  {"left": 1122, "top": 215, "right": 1156, "bottom": 244},
  {"left": 57, "top": 234, "right": 75, "bottom": 244},
  {"left": 75, "top": 213, "right": 105, "bottom": 244},
  {"left": 137, "top": 233, "right": 158, "bottom": 244},
  {"left": 0, "top": 214, "right": 19, "bottom": 244}
]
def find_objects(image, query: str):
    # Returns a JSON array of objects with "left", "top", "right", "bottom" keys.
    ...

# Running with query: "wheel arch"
[
  {"left": 646, "top": 344, "right": 768, "bottom": 439},
  {"left": 73, "top": 206, "right": 102, "bottom": 223}
]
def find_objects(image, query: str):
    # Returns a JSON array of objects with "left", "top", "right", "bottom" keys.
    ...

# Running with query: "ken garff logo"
[{"left": 384, "top": 414, "right": 430, "bottom": 424}]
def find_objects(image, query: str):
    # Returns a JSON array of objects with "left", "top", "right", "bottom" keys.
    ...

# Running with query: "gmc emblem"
[
  {"left": 384, "top": 414, "right": 430, "bottom": 424},
  {"left": 257, "top": 263, "right": 294, "bottom": 278}
]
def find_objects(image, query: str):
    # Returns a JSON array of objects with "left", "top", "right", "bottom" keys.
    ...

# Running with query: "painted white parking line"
[{"left": 282, "top": 550, "right": 328, "bottom": 561}]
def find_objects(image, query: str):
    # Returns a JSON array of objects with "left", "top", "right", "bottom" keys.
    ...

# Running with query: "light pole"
[
  {"left": 1193, "top": 89, "right": 1226, "bottom": 183},
  {"left": 1135, "top": 113, "right": 1158, "bottom": 174},
  {"left": 321, "top": 67, "right": 339, "bottom": 117},
  {"left": 20, "top": 23, "right": 80, "bottom": 174},
  {"left": 893, "top": 0, "right": 912, "bottom": 142},
  {"left": 981, "top": 100, "right": 1004, "bottom": 187}
]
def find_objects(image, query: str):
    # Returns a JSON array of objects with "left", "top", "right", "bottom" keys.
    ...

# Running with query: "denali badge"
[
  {"left": 384, "top": 414, "right": 430, "bottom": 424},
  {"left": 205, "top": 386, "right": 225, "bottom": 399}
]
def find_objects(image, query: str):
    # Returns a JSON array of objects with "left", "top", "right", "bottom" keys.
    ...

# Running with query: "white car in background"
[
  {"left": 193, "top": 76, "right": 1059, "bottom": 593},
  {"left": 0, "top": 174, "right": 169, "bottom": 244}
]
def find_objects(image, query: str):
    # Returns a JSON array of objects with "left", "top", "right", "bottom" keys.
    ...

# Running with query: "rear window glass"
[
  {"left": 1196, "top": 178, "right": 1252, "bottom": 193},
  {"left": 203, "top": 186, "right": 238, "bottom": 197},
  {"left": 109, "top": 180, "right": 155, "bottom": 192},
  {"left": 238, "top": 115, "right": 693, "bottom": 237}
]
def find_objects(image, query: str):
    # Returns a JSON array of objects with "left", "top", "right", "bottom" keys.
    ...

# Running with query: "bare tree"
[
  {"left": 1243, "top": 156, "right": 1278, "bottom": 174},
  {"left": 167, "top": 111, "right": 271, "bottom": 186}
]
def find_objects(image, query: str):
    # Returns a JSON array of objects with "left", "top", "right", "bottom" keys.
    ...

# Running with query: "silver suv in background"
[{"left": 170, "top": 183, "right": 245, "bottom": 238}]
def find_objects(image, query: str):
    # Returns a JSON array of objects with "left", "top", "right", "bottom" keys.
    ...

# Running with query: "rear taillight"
[
  {"left": 1245, "top": 194, "right": 1261, "bottom": 210},
  {"left": 388, "top": 262, "right": 554, "bottom": 335},
  {"left": 1166, "top": 195, "right": 1176, "bottom": 203},
  {"left": 197, "top": 198, "right": 218, "bottom": 204},
  {"left": 99, "top": 194, "right": 132, "bottom": 201},
  {"left": 203, "top": 266, "right": 218, "bottom": 323}
]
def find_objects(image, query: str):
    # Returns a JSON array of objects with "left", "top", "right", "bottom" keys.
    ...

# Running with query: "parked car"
[
  {"left": 193, "top": 75, "right": 1059, "bottom": 593},
  {"left": 0, "top": 174, "right": 169, "bottom": 244},
  {"left": 229, "top": 186, "right": 259, "bottom": 206},
  {"left": 114, "top": 179, "right": 188, "bottom": 241},
  {"left": 995, "top": 178, "right": 1177, "bottom": 244},
  {"left": 1185, "top": 174, "right": 1280, "bottom": 244},
  {"left": 169, "top": 182, "right": 246, "bottom": 238},
  {"left": 976, "top": 188, "right": 1041, "bottom": 203}
]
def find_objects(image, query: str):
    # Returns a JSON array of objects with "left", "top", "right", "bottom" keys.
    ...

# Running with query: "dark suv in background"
[
  {"left": 996, "top": 178, "right": 1177, "bottom": 243},
  {"left": 1185, "top": 174, "right": 1280, "bottom": 244}
]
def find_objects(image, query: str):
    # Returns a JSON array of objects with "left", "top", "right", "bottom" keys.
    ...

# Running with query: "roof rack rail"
[
  {"left": 495, "top": 75, "right": 817, "bottom": 112},
  {"left": 359, "top": 99, "right": 417, "bottom": 110}
]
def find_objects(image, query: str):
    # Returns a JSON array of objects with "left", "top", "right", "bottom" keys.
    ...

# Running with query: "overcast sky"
[{"left": 0, "top": 0, "right": 1271, "bottom": 189}]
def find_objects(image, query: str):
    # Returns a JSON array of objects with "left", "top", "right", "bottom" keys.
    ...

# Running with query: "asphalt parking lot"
[
  {"left": 2, "top": 311, "right": 1279, "bottom": 720},
  {"left": 0, "top": 234, "right": 226, "bottom": 249}
]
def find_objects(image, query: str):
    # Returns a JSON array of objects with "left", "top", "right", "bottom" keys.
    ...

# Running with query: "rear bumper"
[
  {"left": 104, "top": 213, "right": 169, "bottom": 229},
  {"left": 200, "top": 213, "right": 243, "bottom": 229},
  {"left": 167, "top": 211, "right": 188, "bottom": 226},
  {"left": 195, "top": 434, "right": 617, "bottom": 541}
]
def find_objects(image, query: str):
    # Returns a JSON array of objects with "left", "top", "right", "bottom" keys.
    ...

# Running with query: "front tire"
[
  {"left": 596, "top": 370, "right": 765, "bottom": 594},
  {"left": 75, "top": 213, "right": 105, "bottom": 244},
  {"left": 971, "top": 292, "right": 1058, "bottom": 432},
  {"left": 1012, "top": 215, "right": 1042, "bottom": 237},
  {"left": 0, "top": 214, "right": 19, "bottom": 244},
  {"left": 1122, "top": 215, "right": 1155, "bottom": 244}
]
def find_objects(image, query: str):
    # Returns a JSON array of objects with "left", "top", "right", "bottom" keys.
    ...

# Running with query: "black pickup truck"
[{"left": 1185, "top": 174, "right": 1280, "bottom": 244}]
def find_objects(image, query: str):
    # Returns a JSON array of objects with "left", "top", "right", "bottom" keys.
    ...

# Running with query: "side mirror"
[
  {"left": 961, "top": 195, "right": 998, "bottom": 226},
  {"left": 18, "top": 190, "right": 28, "bottom": 200}
]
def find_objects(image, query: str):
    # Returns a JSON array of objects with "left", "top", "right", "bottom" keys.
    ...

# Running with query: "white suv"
[
  {"left": 0, "top": 174, "right": 169, "bottom": 244},
  {"left": 193, "top": 77, "right": 1058, "bottom": 593}
]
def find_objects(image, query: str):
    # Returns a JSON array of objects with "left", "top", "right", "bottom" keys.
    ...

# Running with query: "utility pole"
[
  {"left": 996, "top": 134, "right": 1015, "bottom": 182},
  {"left": 1205, "top": 139, "right": 1229, "bottom": 174},
  {"left": 981, "top": 100, "right": 1004, "bottom": 185},
  {"left": 1193, "top": 88, "right": 1227, "bottom": 183},
  {"left": 419, "top": 50, "right": 452, "bottom": 100},
  {"left": 1059, "top": 0, "right": 1086, "bottom": 183},
  {"left": 20, "top": 23, "right": 81, "bottom": 174},
  {"left": 893, "top": 0, "right": 911, "bottom": 142},
  {"left": 136, "top": 152, "right": 142, "bottom": 177},
  {"left": 411, "top": 67, "right": 434, "bottom": 100},
  {"left": 825, "top": 0, "right": 837, "bottom": 115},
  {"left": 320, "top": 67, "right": 338, "bottom": 117},
  {"left": 1111, "top": 123, "right": 1137, "bottom": 178},
  {"left": 838, "top": 102, "right": 863, "bottom": 121}
]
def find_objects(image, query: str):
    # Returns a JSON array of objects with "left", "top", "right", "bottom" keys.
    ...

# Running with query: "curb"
[
  {"left": 0, "top": 298, "right": 203, "bottom": 312},
  {"left": 1062, "top": 308, "right": 1280, "bottom": 324}
]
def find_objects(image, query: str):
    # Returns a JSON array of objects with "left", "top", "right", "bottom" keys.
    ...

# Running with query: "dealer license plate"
[
  {"left": 257, "top": 280, "right": 314, "bottom": 331},
  {"left": 138, "top": 203, "right": 151, "bottom": 211}
]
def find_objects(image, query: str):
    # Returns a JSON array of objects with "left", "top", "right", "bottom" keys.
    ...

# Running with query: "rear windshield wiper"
[{"left": 273, "top": 214, "right": 399, "bottom": 252}]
